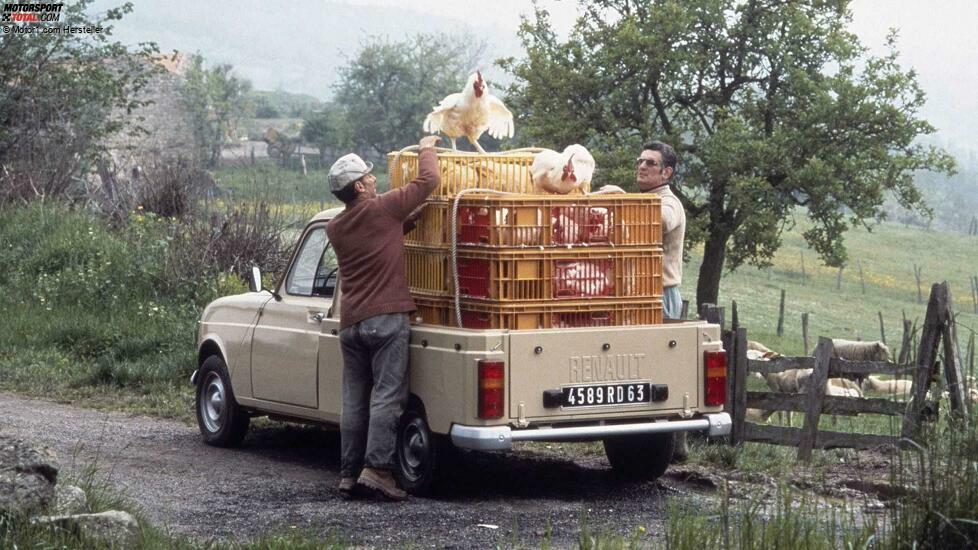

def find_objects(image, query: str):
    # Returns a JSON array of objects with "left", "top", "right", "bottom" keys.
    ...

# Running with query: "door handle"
[{"left": 311, "top": 312, "right": 325, "bottom": 323}]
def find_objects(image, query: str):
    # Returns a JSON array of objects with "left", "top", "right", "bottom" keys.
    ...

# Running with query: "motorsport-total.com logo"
[{"left": 1, "top": 2, "right": 63, "bottom": 23}]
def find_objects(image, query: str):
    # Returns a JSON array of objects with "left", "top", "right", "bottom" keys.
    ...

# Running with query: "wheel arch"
[{"left": 197, "top": 335, "right": 229, "bottom": 375}]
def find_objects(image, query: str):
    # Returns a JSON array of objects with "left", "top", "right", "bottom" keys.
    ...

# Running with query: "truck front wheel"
[
  {"left": 395, "top": 402, "right": 449, "bottom": 496},
  {"left": 603, "top": 432, "right": 675, "bottom": 481},
  {"left": 195, "top": 356, "right": 250, "bottom": 447}
]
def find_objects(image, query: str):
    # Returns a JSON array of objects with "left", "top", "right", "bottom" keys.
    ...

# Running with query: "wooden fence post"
[
  {"left": 731, "top": 300, "right": 739, "bottom": 334},
  {"left": 777, "top": 289, "right": 786, "bottom": 337},
  {"left": 836, "top": 266, "right": 843, "bottom": 290},
  {"left": 858, "top": 260, "right": 866, "bottom": 294},
  {"left": 800, "top": 250, "right": 807, "bottom": 283},
  {"left": 902, "top": 282, "right": 949, "bottom": 440},
  {"left": 968, "top": 333, "right": 975, "bottom": 379},
  {"left": 944, "top": 310, "right": 968, "bottom": 423},
  {"left": 878, "top": 311, "right": 886, "bottom": 345},
  {"left": 732, "top": 328, "right": 748, "bottom": 446},
  {"left": 802, "top": 313, "right": 810, "bottom": 356},
  {"left": 914, "top": 264, "right": 923, "bottom": 304},
  {"left": 898, "top": 317, "right": 913, "bottom": 365},
  {"left": 799, "top": 337, "right": 833, "bottom": 462}
]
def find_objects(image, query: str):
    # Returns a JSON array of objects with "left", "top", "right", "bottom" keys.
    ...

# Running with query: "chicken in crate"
[
  {"left": 406, "top": 246, "right": 662, "bottom": 302},
  {"left": 405, "top": 195, "right": 662, "bottom": 249}
]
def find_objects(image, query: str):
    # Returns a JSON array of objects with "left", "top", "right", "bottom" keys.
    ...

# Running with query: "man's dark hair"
[
  {"left": 643, "top": 141, "right": 677, "bottom": 173},
  {"left": 332, "top": 181, "right": 359, "bottom": 204}
]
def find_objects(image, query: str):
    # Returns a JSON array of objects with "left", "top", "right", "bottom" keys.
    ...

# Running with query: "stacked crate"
[{"left": 388, "top": 150, "right": 664, "bottom": 330}]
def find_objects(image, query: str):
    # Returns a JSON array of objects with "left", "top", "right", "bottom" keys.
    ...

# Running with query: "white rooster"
[
  {"left": 531, "top": 149, "right": 580, "bottom": 195},
  {"left": 561, "top": 144, "right": 596, "bottom": 188},
  {"left": 423, "top": 71, "right": 514, "bottom": 153},
  {"left": 531, "top": 144, "right": 596, "bottom": 195}
]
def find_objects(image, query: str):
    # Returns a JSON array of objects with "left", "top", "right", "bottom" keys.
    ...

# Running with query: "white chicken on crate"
[
  {"left": 530, "top": 144, "right": 595, "bottom": 195},
  {"left": 423, "top": 71, "right": 514, "bottom": 153}
]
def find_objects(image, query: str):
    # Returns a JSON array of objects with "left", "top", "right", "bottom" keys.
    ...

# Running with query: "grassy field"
[{"left": 680, "top": 214, "right": 978, "bottom": 360}]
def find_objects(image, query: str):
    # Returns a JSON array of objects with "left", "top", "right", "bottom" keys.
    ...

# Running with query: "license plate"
[{"left": 562, "top": 382, "right": 651, "bottom": 408}]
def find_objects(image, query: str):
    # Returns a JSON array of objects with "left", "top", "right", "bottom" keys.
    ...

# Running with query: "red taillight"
[
  {"left": 704, "top": 350, "right": 727, "bottom": 407},
  {"left": 478, "top": 359, "right": 505, "bottom": 419}
]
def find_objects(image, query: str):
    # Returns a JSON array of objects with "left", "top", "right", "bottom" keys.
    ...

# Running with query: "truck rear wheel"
[
  {"left": 195, "top": 356, "right": 250, "bottom": 447},
  {"left": 395, "top": 402, "right": 450, "bottom": 496},
  {"left": 603, "top": 432, "right": 675, "bottom": 481}
]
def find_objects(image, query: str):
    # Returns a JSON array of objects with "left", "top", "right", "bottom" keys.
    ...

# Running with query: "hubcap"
[
  {"left": 400, "top": 416, "right": 429, "bottom": 481},
  {"left": 200, "top": 372, "right": 226, "bottom": 433}
]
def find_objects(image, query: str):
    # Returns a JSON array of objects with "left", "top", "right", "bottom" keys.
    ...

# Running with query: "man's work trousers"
[
  {"left": 338, "top": 313, "right": 411, "bottom": 478},
  {"left": 663, "top": 285, "right": 683, "bottom": 320}
]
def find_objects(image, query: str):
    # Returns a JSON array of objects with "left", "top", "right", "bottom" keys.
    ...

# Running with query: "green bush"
[{"left": 0, "top": 203, "right": 217, "bottom": 398}]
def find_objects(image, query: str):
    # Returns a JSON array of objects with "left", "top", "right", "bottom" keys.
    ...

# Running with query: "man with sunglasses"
[
  {"left": 637, "top": 141, "right": 689, "bottom": 463},
  {"left": 636, "top": 141, "right": 685, "bottom": 321}
]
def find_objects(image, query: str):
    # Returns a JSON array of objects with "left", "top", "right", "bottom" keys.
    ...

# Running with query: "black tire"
[
  {"left": 395, "top": 402, "right": 451, "bottom": 496},
  {"left": 603, "top": 432, "right": 675, "bottom": 481},
  {"left": 195, "top": 355, "right": 250, "bottom": 447}
]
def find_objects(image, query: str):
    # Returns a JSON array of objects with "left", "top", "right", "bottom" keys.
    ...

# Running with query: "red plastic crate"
[
  {"left": 405, "top": 246, "right": 663, "bottom": 301},
  {"left": 403, "top": 195, "right": 661, "bottom": 249}
]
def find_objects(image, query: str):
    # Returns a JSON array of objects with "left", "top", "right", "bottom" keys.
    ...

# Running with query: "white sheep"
[
  {"left": 861, "top": 375, "right": 912, "bottom": 397},
  {"left": 747, "top": 340, "right": 780, "bottom": 359}
]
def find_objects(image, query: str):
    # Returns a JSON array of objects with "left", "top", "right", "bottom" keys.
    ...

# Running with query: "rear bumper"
[{"left": 450, "top": 412, "right": 731, "bottom": 451}]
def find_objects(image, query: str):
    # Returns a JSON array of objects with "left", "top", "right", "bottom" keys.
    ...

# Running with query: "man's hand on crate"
[
  {"left": 419, "top": 135, "right": 442, "bottom": 151},
  {"left": 590, "top": 184, "right": 626, "bottom": 195}
]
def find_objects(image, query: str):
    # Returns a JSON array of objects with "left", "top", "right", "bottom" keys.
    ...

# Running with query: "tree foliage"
[
  {"left": 333, "top": 33, "right": 487, "bottom": 161},
  {"left": 180, "top": 54, "right": 252, "bottom": 168},
  {"left": 301, "top": 103, "right": 353, "bottom": 163},
  {"left": 0, "top": 0, "right": 158, "bottom": 203},
  {"left": 502, "top": 0, "right": 954, "bottom": 307}
]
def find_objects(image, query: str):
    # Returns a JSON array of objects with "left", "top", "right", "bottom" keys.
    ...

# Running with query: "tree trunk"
[{"left": 696, "top": 229, "right": 729, "bottom": 310}]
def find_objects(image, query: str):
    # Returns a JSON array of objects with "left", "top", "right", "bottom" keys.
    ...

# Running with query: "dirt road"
[{"left": 0, "top": 393, "right": 711, "bottom": 548}]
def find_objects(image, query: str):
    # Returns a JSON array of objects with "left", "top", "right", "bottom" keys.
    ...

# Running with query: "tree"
[
  {"left": 0, "top": 1, "right": 158, "bottom": 202},
  {"left": 334, "top": 33, "right": 487, "bottom": 161},
  {"left": 502, "top": 0, "right": 954, "bottom": 309},
  {"left": 301, "top": 102, "right": 353, "bottom": 164},
  {"left": 181, "top": 54, "right": 252, "bottom": 168}
]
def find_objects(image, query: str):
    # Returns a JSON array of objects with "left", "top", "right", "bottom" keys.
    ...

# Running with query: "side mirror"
[{"left": 249, "top": 266, "right": 261, "bottom": 293}]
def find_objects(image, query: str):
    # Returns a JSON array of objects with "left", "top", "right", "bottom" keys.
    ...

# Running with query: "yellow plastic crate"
[
  {"left": 412, "top": 296, "right": 664, "bottom": 329},
  {"left": 388, "top": 150, "right": 592, "bottom": 196},
  {"left": 404, "top": 195, "right": 661, "bottom": 248},
  {"left": 405, "top": 246, "right": 663, "bottom": 301}
]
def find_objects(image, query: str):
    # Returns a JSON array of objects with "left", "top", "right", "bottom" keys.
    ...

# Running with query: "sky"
[{"left": 88, "top": 0, "right": 978, "bottom": 151}]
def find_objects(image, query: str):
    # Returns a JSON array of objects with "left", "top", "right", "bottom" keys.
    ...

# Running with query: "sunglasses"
[{"left": 636, "top": 158, "right": 662, "bottom": 167}]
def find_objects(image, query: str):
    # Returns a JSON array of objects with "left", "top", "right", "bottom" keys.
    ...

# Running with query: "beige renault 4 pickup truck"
[{"left": 192, "top": 208, "right": 731, "bottom": 495}]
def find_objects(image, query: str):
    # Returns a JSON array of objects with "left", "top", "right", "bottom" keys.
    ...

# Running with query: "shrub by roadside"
[{"left": 0, "top": 201, "right": 286, "bottom": 416}]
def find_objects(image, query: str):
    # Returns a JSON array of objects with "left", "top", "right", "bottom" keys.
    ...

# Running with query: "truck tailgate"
[{"left": 508, "top": 323, "right": 703, "bottom": 420}]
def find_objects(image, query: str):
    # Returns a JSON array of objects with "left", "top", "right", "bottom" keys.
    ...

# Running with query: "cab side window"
[
  {"left": 312, "top": 244, "right": 338, "bottom": 297},
  {"left": 286, "top": 227, "right": 327, "bottom": 296}
]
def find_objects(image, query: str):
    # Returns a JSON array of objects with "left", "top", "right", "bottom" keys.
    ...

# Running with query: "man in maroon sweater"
[{"left": 326, "top": 135, "right": 440, "bottom": 500}]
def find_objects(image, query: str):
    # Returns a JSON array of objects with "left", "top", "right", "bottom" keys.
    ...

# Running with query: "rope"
[{"left": 450, "top": 188, "right": 524, "bottom": 328}]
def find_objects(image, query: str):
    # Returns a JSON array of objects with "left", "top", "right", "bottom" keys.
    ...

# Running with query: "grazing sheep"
[
  {"left": 829, "top": 339, "right": 891, "bottom": 384},
  {"left": 747, "top": 340, "right": 781, "bottom": 358},
  {"left": 745, "top": 408, "right": 774, "bottom": 423},
  {"left": 827, "top": 377, "right": 863, "bottom": 397},
  {"left": 763, "top": 368, "right": 813, "bottom": 394},
  {"left": 831, "top": 339, "right": 892, "bottom": 361},
  {"left": 861, "top": 375, "right": 912, "bottom": 397},
  {"left": 761, "top": 369, "right": 812, "bottom": 425}
]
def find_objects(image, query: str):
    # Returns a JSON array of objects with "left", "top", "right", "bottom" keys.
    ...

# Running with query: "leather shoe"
[{"left": 357, "top": 467, "right": 407, "bottom": 501}]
